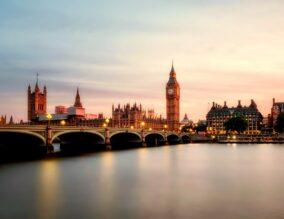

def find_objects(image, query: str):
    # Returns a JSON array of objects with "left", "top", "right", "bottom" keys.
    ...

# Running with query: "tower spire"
[
  {"left": 74, "top": 87, "right": 83, "bottom": 108},
  {"left": 35, "top": 72, "right": 40, "bottom": 91},
  {"left": 170, "top": 59, "right": 175, "bottom": 75}
]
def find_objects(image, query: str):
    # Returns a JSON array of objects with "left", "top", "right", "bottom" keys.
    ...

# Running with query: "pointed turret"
[
  {"left": 249, "top": 99, "right": 257, "bottom": 108},
  {"left": 237, "top": 100, "right": 242, "bottom": 108},
  {"left": 74, "top": 87, "right": 83, "bottom": 108},
  {"left": 170, "top": 60, "right": 176, "bottom": 78},
  {"left": 167, "top": 61, "right": 178, "bottom": 85},
  {"left": 9, "top": 116, "right": 14, "bottom": 125},
  {"left": 35, "top": 72, "right": 40, "bottom": 92}
]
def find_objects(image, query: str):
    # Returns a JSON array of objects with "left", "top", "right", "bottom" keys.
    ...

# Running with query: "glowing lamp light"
[
  {"left": 141, "top": 121, "right": 145, "bottom": 127},
  {"left": 149, "top": 128, "right": 152, "bottom": 131},
  {"left": 130, "top": 125, "right": 134, "bottom": 129},
  {"left": 103, "top": 123, "right": 107, "bottom": 128},
  {"left": 60, "top": 120, "right": 66, "bottom": 126},
  {"left": 163, "top": 124, "right": 168, "bottom": 129},
  {"left": 46, "top": 114, "right": 52, "bottom": 120},
  {"left": 105, "top": 118, "right": 110, "bottom": 124},
  {"left": 46, "top": 114, "right": 52, "bottom": 126}
]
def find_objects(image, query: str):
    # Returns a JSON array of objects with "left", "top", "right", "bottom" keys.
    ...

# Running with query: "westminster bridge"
[{"left": 0, "top": 125, "right": 208, "bottom": 154}]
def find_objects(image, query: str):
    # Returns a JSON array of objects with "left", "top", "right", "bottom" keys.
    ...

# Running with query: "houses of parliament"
[{"left": 26, "top": 63, "right": 182, "bottom": 131}]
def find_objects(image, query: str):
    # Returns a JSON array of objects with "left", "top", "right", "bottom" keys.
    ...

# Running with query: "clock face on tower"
[{"left": 168, "top": 88, "right": 174, "bottom": 95}]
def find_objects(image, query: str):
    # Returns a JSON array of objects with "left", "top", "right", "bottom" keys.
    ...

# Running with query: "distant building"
[
  {"left": 27, "top": 76, "right": 47, "bottom": 122},
  {"left": 112, "top": 103, "right": 166, "bottom": 130},
  {"left": 0, "top": 115, "right": 6, "bottom": 125},
  {"left": 85, "top": 114, "right": 98, "bottom": 120},
  {"left": 269, "top": 98, "right": 284, "bottom": 127},
  {"left": 37, "top": 87, "right": 86, "bottom": 125},
  {"left": 206, "top": 100, "right": 263, "bottom": 134},
  {"left": 55, "top": 106, "right": 67, "bottom": 114},
  {"left": 180, "top": 114, "right": 193, "bottom": 127}
]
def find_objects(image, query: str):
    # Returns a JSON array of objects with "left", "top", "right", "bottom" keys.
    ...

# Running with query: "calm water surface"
[{"left": 1, "top": 144, "right": 284, "bottom": 219}]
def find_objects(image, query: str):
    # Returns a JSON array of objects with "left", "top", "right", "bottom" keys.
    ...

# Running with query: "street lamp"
[
  {"left": 163, "top": 124, "right": 168, "bottom": 130},
  {"left": 60, "top": 120, "right": 66, "bottom": 126},
  {"left": 141, "top": 121, "right": 145, "bottom": 129},
  {"left": 46, "top": 114, "right": 52, "bottom": 126},
  {"left": 105, "top": 118, "right": 110, "bottom": 127}
]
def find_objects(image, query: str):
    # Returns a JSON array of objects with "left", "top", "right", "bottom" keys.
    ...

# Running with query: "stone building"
[
  {"left": 166, "top": 62, "right": 180, "bottom": 131},
  {"left": 112, "top": 103, "right": 166, "bottom": 130},
  {"left": 37, "top": 87, "right": 86, "bottom": 125},
  {"left": 0, "top": 115, "right": 6, "bottom": 125},
  {"left": 27, "top": 76, "right": 47, "bottom": 122},
  {"left": 180, "top": 114, "right": 193, "bottom": 127},
  {"left": 269, "top": 98, "right": 284, "bottom": 127},
  {"left": 206, "top": 100, "right": 263, "bottom": 134}
]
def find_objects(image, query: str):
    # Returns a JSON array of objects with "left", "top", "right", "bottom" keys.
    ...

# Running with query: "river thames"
[{"left": 1, "top": 143, "right": 284, "bottom": 219}]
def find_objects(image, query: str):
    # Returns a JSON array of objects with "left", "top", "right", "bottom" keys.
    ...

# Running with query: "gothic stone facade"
[
  {"left": 28, "top": 80, "right": 47, "bottom": 122},
  {"left": 269, "top": 98, "right": 284, "bottom": 127},
  {"left": 207, "top": 100, "right": 263, "bottom": 134},
  {"left": 166, "top": 63, "right": 180, "bottom": 131},
  {"left": 112, "top": 103, "right": 166, "bottom": 130}
]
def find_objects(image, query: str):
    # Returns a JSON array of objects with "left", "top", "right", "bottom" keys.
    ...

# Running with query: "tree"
[
  {"left": 195, "top": 123, "right": 207, "bottom": 133},
  {"left": 224, "top": 116, "right": 248, "bottom": 134},
  {"left": 275, "top": 112, "right": 284, "bottom": 133},
  {"left": 181, "top": 125, "right": 193, "bottom": 133}
]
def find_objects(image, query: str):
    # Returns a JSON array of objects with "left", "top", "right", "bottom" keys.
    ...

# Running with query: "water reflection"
[
  {"left": 1, "top": 144, "right": 284, "bottom": 219},
  {"left": 96, "top": 152, "right": 115, "bottom": 218},
  {"left": 36, "top": 160, "right": 60, "bottom": 219}
]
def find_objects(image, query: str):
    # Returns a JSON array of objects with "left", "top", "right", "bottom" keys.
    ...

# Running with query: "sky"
[{"left": 0, "top": 0, "right": 284, "bottom": 122}]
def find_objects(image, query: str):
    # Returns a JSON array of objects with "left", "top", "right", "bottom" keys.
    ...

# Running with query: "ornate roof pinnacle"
[{"left": 74, "top": 87, "right": 83, "bottom": 108}]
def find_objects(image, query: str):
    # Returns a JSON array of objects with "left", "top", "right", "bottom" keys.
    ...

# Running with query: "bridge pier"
[
  {"left": 141, "top": 129, "right": 147, "bottom": 147},
  {"left": 105, "top": 128, "right": 112, "bottom": 150},
  {"left": 45, "top": 126, "right": 54, "bottom": 153},
  {"left": 164, "top": 131, "right": 169, "bottom": 145}
]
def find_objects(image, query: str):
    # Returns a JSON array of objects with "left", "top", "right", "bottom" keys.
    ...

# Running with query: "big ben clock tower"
[{"left": 166, "top": 62, "right": 180, "bottom": 131}]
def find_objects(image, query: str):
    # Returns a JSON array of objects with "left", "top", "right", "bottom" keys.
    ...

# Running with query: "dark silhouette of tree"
[
  {"left": 195, "top": 123, "right": 207, "bottom": 133},
  {"left": 224, "top": 116, "right": 248, "bottom": 134},
  {"left": 181, "top": 125, "right": 193, "bottom": 133},
  {"left": 275, "top": 112, "right": 284, "bottom": 133}
]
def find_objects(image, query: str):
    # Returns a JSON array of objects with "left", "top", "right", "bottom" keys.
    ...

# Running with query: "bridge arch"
[
  {"left": 52, "top": 130, "right": 105, "bottom": 152},
  {"left": 110, "top": 131, "right": 142, "bottom": 140},
  {"left": 110, "top": 131, "right": 142, "bottom": 149},
  {"left": 0, "top": 130, "right": 46, "bottom": 158},
  {"left": 0, "top": 130, "right": 45, "bottom": 145},
  {"left": 145, "top": 133, "right": 165, "bottom": 146},
  {"left": 167, "top": 134, "right": 181, "bottom": 145},
  {"left": 52, "top": 130, "right": 105, "bottom": 143}
]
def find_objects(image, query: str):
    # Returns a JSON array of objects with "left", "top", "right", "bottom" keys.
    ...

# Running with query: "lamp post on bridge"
[
  {"left": 45, "top": 114, "right": 53, "bottom": 153},
  {"left": 141, "top": 121, "right": 146, "bottom": 147},
  {"left": 46, "top": 114, "right": 52, "bottom": 126},
  {"left": 104, "top": 118, "right": 111, "bottom": 150},
  {"left": 163, "top": 124, "right": 168, "bottom": 145}
]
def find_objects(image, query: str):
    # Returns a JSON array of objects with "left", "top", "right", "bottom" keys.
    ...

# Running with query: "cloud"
[{"left": 0, "top": 0, "right": 284, "bottom": 121}]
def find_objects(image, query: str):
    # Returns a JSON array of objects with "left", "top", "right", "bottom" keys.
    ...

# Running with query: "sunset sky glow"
[{"left": 0, "top": 0, "right": 284, "bottom": 122}]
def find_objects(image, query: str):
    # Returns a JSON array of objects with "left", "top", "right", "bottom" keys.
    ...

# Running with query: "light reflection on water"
[
  {"left": 36, "top": 160, "right": 60, "bottom": 219},
  {"left": 1, "top": 144, "right": 284, "bottom": 219}
]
